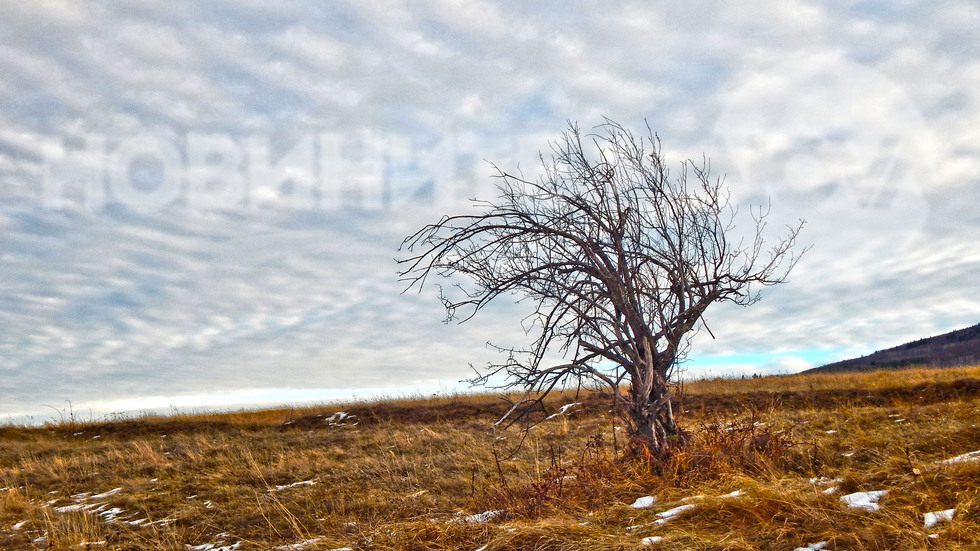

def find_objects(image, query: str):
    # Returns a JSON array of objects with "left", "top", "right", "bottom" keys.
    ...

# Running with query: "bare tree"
[{"left": 399, "top": 120, "right": 805, "bottom": 457}]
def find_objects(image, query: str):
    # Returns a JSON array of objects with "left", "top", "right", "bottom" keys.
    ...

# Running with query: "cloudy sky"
[{"left": 1, "top": 1, "right": 978, "bottom": 423}]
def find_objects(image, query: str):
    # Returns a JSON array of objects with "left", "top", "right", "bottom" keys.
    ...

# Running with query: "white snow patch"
[
  {"left": 55, "top": 503, "right": 90, "bottom": 513},
  {"left": 809, "top": 476, "right": 843, "bottom": 486},
  {"left": 545, "top": 402, "right": 581, "bottom": 420},
  {"left": 98, "top": 507, "right": 125, "bottom": 521},
  {"left": 840, "top": 490, "right": 888, "bottom": 512},
  {"left": 654, "top": 504, "right": 697, "bottom": 525},
  {"left": 936, "top": 450, "right": 980, "bottom": 464},
  {"left": 792, "top": 542, "right": 827, "bottom": 551},
  {"left": 324, "top": 412, "right": 355, "bottom": 425},
  {"left": 271, "top": 479, "right": 317, "bottom": 492},
  {"left": 924, "top": 508, "right": 955, "bottom": 528},
  {"left": 462, "top": 509, "right": 505, "bottom": 523},
  {"left": 810, "top": 477, "right": 843, "bottom": 495},
  {"left": 186, "top": 543, "right": 241, "bottom": 551},
  {"left": 91, "top": 488, "right": 122, "bottom": 499},
  {"left": 630, "top": 495, "right": 657, "bottom": 509}
]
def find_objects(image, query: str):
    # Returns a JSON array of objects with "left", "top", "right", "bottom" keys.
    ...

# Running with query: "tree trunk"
[{"left": 627, "top": 376, "right": 682, "bottom": 459}]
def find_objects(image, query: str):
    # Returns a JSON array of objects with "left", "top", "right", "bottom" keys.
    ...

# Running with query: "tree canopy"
[{"left": 400, "top": 119, "right": 805, "bottom": 455}]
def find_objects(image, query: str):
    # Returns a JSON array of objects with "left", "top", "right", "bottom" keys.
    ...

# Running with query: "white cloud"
[{"left": 0, "top": 0, "right": 978, "bottom": 419}]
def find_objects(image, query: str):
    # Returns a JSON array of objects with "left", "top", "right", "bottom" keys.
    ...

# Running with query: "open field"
[{"left": 3, "top": 366, "right": 980, "bottom": 550}]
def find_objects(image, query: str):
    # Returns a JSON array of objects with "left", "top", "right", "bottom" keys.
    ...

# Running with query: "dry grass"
[
  {"left": 682, "top": 364, "right": 980, "bottom": 395},
  {"left": 2, "top": 366, "right": 980, "bottom": 549}
]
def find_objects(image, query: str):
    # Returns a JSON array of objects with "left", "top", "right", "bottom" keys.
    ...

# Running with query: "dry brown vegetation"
[{"left": 3, "top": 365, "right": 980, "bottom": 550}]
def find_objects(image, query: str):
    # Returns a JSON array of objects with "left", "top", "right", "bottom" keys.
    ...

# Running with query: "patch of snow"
[
  {"left": 545, "top": 402, "right": 581, "bottom": 420},
  {"left": 809, "top": 476, "right": 843, "bottom": 486},
  {"left": 640, "top": 535, "right": 663, "bottom": 545},
  {"left": 55, "top": 503, "right": 90, "bottom": 513},
  {"left": 654, "top": 504, "right": 697, "bottom": 525},
  {"left": 186, "top": 543, "right": 241, "bottom": 551},
  {"left": 324, "top": 412, "right": 355, "bottom": 425},
  {"left": 98, "top": 507, "right": 124, "bottom": 521},
  {"left": 810, "top": 477, "right": 843, "bottom": 494},
  {"left": 271, "top": 479, "right": 317, "bottom": 492},
  {"left": 793, "top": 542, "right": 827, "bottom": 551},
  {"left": 924, "top": 508, "right": 955, "bottom": 528},
  {"left": 840, "top": 490, "right": 888, "bottom": 512},
  {"left": 936, "top": 450, "right": 980, "bottom": 464},
  {"left": 91, "top": 487, "right": 122, "bottom": 499},
  {"left": 630, "top": 495, "right": 657, "bottom": 509},
  {"left": 463, "top": 509, "right": 505, "bottom": 523}
]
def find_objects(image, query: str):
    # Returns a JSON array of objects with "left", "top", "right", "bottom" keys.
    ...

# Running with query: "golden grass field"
[{"left": 3, "top": 365, "right": 980, "bottom": 550}]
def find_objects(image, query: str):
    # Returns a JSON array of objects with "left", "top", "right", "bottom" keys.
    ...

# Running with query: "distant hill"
[{"left": 805, "top": 323, "right": 980, "bottom": 374}]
